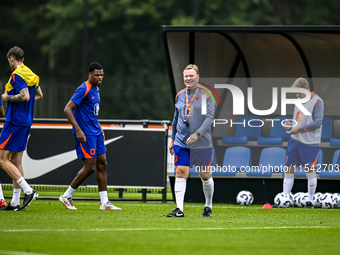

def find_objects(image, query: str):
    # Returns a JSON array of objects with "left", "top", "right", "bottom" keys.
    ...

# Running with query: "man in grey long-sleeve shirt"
[
  {"left": 283, "top": 77, "right": 324, "bottom": 208},
  {"left": 167, "top": 64, "right": 215, "bottom": 218}
]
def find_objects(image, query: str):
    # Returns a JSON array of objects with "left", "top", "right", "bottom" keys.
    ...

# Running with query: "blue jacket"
[{"left": 171, "top": 85, "right": 215, "bottom": 149}]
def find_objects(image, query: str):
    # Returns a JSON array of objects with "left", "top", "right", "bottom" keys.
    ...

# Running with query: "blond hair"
[
  {"left": 291, "top": 77, "right": 309, "bottom": 89},
  {"left": 184, "top": 64, "right": 199, "bottom": 74}
]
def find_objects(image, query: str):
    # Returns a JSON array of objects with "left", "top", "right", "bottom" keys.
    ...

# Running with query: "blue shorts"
[
  {"left": 75, "top": 134, "right": 106, "bottom": 159},
  {"left": 285, "top": 138, "right": 319, "bottom": 168},
  {"left": 0, "top": 122, "right": 30, "bottom": 152},
  {"left": 173, "top": 145, "right": 213, "bottom": 167}
]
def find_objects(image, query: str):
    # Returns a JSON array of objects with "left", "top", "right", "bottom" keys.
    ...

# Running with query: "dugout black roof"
[{"left": 160, "top": 25, "right": 340, "bottom": 137}]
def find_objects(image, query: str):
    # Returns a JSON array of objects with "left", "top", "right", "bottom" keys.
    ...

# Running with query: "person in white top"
[{"left": 283, "top": 78, "right": 324, "bottom": 209}]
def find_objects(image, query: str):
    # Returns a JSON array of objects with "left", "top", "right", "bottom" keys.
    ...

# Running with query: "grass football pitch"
[{"left": 0, "top": 199, "right": 339, "bottom": 255}]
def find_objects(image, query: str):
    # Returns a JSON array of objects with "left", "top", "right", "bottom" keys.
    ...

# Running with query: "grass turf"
[
  {"left": 2, "top": 190, "right": 174, "bottom": 201},
  {"left": 0, "top": 200, "right": 339, "bottom": 255}
]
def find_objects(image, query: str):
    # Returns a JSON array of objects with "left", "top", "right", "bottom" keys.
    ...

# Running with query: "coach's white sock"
[
  {"left": 16, "top": 177, "right": 33, "bottom": 195},
  {"left": 306, "top": 172, "right": 317, "bottom": 203},
  {"left": 64, "top": 186, "right": 76, "bottom": 198},
  {"left": 99, "top": 191, "right": 109, "bottom": 205},
  {"left": 202, "top": 177, "right": 214, "bottom": 209},
  {"left": 175, "top": 177, "right": 187, "bottom": 212},
  {"left": 0, "top": 184, "right": 4, "bottom": 200},
  {"left": 283, "top": 173, "right": 295, "bottom": 194},
  {"left": 11, "top": 189, "right": 21, "bottom": 206}
]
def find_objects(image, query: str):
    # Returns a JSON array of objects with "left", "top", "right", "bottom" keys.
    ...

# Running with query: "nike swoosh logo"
[{"left": 23, "top": 135, "right": 124, "bottom": 179}]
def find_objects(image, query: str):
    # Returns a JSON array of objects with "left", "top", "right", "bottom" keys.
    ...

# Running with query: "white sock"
[
  {"left": 175, "top": 177, "right": 187, "bottom": 211},
  {"left": 11, "top": 189, "right": 21, "bottom": 206},
  {"left": 99, "top": 191, "right": 109, "bottom": 205},
  {"left": 202, "top": 177, "right": 214, "bottom": 208},
  {"left": 306, "top": 172, "right": 317, "bottom": 203},
  {"left": 0, "top": 184, "right": 4, "bottom": 200},
  {"left": 16, "top": 177, "right": 33, "bottom": 195},
  {"left": 283, "top": 173, "right": 295, "bottom": 194},
  {"left": 63, "top": 186, "right": 76, "bottom": 198}
]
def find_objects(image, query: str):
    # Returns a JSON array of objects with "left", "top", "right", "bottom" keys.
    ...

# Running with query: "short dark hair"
[
  {"left": 6, "top": 46, "right": 24, "bottom": 61},
  {"left": 88, "top": 62, "right": 103, "bottom": 73}
]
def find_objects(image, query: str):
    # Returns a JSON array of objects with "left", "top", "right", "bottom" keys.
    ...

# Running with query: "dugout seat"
[
  {"left": 332, "top": 119, "right": 340, "bottom": 138},
  {"left": 321, "top": 116, "right": 333, "bottom": 142},
  {"left": 257, "top": 116, "right": 292, "bottom": 145},
  {"left": 217, "top": 146, "right": 252, "bottom": 176},
  {"left": 247, "top": 147, "right": 286, "bottom": 177},
  {"left": 329, "top": 137, "right": 340, "bottom": 146},
  {"left": 222, "top": 115, "right": 262, "bottom": 144},
  {"left": 318, "top": 149, "right": 340, "bottom": 178}
]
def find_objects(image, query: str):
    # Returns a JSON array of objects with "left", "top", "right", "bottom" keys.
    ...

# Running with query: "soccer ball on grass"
[
  {"left": 313, "top": 192, "right": 323, "bottom": 208},
  {"left": 332, "top": 193, "right": 340, "bottom": 208},
  {"left": 293, "top": 192, "right": 304, "bottom": 207},
  {"left": 236, "top": 190, "right": 254, "bottom": 205},
  {"left": 320, "top": 193, "right": 337, "bottom": 209},
  {"left": 299, "top": 193, "right": 310, "bottom": 208},
  {"left": 274, "top": 192, "right": 293, "bottom": 208}
]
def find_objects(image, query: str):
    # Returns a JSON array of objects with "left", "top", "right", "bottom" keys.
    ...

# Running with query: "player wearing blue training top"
[
  {"left": 59, "top": 62, "right": 122, "bottom": 211},
  {"left": 0, "top": 100, "right": 6, "bottom": 209},
  {"left": 167, "top": 64, "right": 215, "bottom": 218},
  {"left": 0, "top": 46, "right": 43, "bottom": 211},
  {"left": 283, "top": 78, "right": 324, "bottom": 208}
]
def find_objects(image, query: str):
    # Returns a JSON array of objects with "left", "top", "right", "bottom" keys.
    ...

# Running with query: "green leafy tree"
[{"left": 1, "top": 0, "right": 340, "bottom": 119}]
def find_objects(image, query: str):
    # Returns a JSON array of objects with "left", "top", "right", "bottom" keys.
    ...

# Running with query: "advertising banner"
[{"left": 0, "top": 126, "right": 167, "bottom": 188}]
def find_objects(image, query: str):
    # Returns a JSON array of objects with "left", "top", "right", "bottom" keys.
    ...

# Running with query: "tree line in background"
[{"left": 1, "top": 0, "right": 339, "bottom": 120}]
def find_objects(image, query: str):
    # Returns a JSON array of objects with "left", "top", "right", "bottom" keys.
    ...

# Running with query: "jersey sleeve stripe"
[
  {"left": 84, "top": 81, "right": 92, "bottom": 98},
  {"left": 175, "top": 89, "right": 185, "bottom": 101}
]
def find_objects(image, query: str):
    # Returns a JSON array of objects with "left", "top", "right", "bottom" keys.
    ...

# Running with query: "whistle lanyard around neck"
[{"left": 185, "top": 87, "right": 199, "bottom": 120}]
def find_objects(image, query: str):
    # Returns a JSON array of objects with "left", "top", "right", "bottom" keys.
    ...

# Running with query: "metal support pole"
[{"left": 142, "top": 189, "right": 147, "bottom": 202}]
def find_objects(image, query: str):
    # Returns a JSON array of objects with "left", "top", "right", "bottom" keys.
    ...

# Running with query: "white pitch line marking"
[
  {"left": 0, "top": 251, "right": 50, "bottom": 255},
  {"left": 1, "top": 226, "right": 336, "bottom": 232}
]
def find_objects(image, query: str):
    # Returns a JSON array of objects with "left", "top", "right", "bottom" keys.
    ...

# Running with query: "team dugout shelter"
[{"left": 161, "top": 25, "right": 340, "bottom": 204}]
